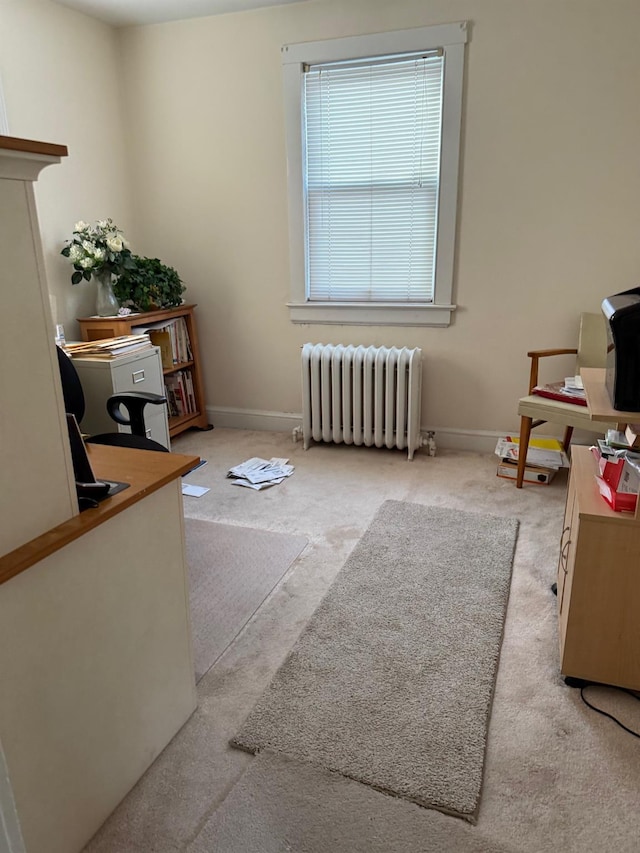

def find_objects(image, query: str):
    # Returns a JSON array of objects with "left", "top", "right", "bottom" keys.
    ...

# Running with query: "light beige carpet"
[
  {"left": 82, "top": 431, "right": 640, "bottom": 853},
  {"left": 185, "top": 518, "right": 308, "bottom": 681},
  {"left": 231, "top": 500, "right": 519, "bottom": 823},
  {"left": 186, "top": 751, "right": 518, "bottom": 853}
]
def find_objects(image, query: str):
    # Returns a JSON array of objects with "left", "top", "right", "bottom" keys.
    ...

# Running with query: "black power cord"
[
  {"left": 552, "top": 584, "right": 640, "bottom": 737},
  {"left": 579, "top": 684, "right": 640, "bottom": 739}
]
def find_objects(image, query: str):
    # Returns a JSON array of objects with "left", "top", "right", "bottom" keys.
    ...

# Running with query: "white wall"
[
  {"left": 118, "top": 0, "right": 640, "bottom": 439},
  {"left": 0, "top": 0, "right": 133, "bottom": 337},
  {"left": 3, "top": 0, "right": 640, "bottom": 440}
]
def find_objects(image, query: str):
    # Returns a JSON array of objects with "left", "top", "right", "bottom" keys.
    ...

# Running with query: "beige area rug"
[
  {"left": 231, "top": 501, "right": 519, "bottom": 823},
  {"left": 185, "top": 518, "right": 308, "bottom": 682}
]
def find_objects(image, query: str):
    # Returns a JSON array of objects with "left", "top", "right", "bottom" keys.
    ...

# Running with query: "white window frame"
[
  {"left": 282, "top": 22, "right": 467, "bottom": 327},
  {"left": 0, "top": 71, "right": 9, "bottom": 135}
]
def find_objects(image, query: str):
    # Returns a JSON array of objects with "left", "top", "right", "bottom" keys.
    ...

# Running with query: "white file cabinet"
[{"left": 73, "top": 347, "right": 171, "bottom": 449}]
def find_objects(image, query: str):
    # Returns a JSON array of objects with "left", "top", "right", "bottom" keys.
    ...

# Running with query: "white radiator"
[{"left": 300, "top": 343, "right": 423, "bottom": 460}]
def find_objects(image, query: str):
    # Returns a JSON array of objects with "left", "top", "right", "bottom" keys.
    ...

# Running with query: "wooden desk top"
[
  {"left": 581, "top": 368, "right": 640, "bottom": 423},
  {"left": 0, "top": 444, "right": 199, "bottom": 586}
]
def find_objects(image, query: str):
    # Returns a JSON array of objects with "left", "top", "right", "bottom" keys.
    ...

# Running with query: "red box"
[
  {"left": 595, "top": 476, "right": 638, "bottom": 513},
  {"left": 591, "top": 445, "right": 639, "bottom": 512},
  {"left": 597, "top": 454, "right": 625, "bottom": 489}
]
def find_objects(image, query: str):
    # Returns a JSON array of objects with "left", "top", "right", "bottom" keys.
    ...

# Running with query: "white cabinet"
[
  {"left": 0, "top": 136, "right": 196, "bottom": 853},
  {"left": 73, "top": 347, "right": 171, "bottom": 449},
  {"left": 0, "top": 138, "right": 77, "bottom": 556}
]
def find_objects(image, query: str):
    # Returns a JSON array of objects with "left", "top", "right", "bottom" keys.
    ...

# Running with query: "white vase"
[{"left": 95, "top": 270, "right": 119, "bottom": 317}]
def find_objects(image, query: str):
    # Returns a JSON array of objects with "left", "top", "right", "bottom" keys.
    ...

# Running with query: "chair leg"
[
  {"left": 516, "top": 416, "right": 533, "bottom": 488},
  {"left": 562, "top": 425, "right": 574, "bottom": 453}
]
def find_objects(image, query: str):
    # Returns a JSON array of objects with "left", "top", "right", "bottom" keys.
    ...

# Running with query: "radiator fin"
[{"left": 301, "top": 343, "right": 422, "bottom": 460}]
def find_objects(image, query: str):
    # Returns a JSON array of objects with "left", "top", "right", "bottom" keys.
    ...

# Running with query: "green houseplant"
[{"left": 114, "top": 255, "right": 186, "bottom": 312}]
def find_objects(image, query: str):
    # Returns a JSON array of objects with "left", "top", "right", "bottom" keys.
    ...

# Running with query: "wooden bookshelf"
[{"left": 77, "top": 304, "right": 212, "bottom": 438}]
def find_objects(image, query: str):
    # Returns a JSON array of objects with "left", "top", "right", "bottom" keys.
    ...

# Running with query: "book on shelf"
[
  {"left": 148, "top": 329, "right": 173, "bottom": 371},
  {"left": 531, "top": 377, "right": 587, "bottom": 406},
  {"left": 63, "top": 334, "right": 152, "bottom": 359},
  {"left": 184, "top": 370, "right": 196, "bottom": 412},
  {"left": 133, "top": 317, "right": 193, "bottom": 369},
  {"left": 164, "top": 369, "right": 197, "bottom": 418}
]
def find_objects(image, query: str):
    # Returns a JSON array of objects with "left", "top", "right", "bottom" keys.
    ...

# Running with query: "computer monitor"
[
  {"left": 65, "top": 414, "right": 129, "bottom": 506},
  {"left": 601, "top": 286, "right": 640, "bottom": 411},
  {"left": 66, "top": 413, "right": 97, "bottom": 484}
]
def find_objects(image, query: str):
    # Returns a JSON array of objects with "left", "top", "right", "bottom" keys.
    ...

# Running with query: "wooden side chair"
[{"left": 515, "top": 313, "right": 618, "bottom": 488}]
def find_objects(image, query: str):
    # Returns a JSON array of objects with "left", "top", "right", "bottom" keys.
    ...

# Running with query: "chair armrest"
[
  {"left": 526, "top": 348, "right": 578, "bottom": 358},
  {"left": 526, "top": 348, "right": 578, "bottom": 393},
  {"left": 107, "top": 391, "right": 167, "bottom": 437}
]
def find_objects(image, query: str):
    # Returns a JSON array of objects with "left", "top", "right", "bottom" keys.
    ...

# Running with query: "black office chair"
[{"left": 56, "top": 345, "right": 169, "bottom": 453}]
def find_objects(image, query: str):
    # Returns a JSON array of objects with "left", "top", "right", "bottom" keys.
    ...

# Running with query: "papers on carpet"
[
  {"left": 227, "top": 457, "right": 294, "bottom": 490},
  {"left": 495, "top": 436, "right": 570, "bottom": 469},
  {"left": 182, "top": 483, "right": 210, "bottom": 497}
]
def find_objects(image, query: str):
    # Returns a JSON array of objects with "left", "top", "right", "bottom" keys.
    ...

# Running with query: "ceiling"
[{"left": 50, "top": 0, "right": 309, "bottom": 28}]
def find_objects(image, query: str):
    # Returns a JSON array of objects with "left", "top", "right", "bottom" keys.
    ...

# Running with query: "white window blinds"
[{"left": 303, "top": 51, "right": 444, "bottom": 303}]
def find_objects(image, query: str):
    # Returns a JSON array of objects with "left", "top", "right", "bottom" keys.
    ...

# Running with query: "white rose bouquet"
[{"left": 61, "top": 219, "right": 135, "bottom": 284}]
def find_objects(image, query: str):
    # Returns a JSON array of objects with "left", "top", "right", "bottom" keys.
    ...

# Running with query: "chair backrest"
[
  {"left": 576, "top": 312, "right": 608, "bottom": 371},
  {"left": 56, "top": 345, "right": 85, "bottom": 423}
]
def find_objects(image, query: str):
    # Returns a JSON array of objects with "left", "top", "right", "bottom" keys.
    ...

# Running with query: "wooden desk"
[
  {"left": 558, "top": 446, "right": 640, "bottom": 689},
  {"left": 557, "top": 370, "right": 640, "bottom": 690},
  {"left": 0, "top": 445, "right": 200, "bottom": 853}
]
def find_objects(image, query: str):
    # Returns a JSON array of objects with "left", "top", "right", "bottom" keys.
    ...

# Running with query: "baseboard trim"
[
  {"left": 208, "top": 406, "right": 302, "bottom": 434},
  {"left": 207, "top": 406, "right": 515, "bottom": 455}
]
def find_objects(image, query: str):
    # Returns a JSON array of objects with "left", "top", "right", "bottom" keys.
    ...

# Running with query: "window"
[{"left": 282, "top": 23, "right": 467, "bottom": 327}]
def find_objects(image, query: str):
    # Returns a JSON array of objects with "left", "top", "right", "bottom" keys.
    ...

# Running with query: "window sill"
[{"left": 287, "top": 302, "right": 456, "bottom": 327}]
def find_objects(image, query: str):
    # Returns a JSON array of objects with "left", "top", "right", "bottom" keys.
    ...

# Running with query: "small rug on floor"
[
  {"left": 185, "top": 518, "right": 308, "bottom": 682},
  {"left": 230, "top": 501, "right": 519, "bottom": 823}
]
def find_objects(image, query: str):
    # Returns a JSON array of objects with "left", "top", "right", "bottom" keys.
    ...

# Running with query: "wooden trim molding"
[
  {"left": 0, "top": 135, "right": 68, "bottom": 157},
  {"left": 0, "top": 135, "right": 68, "bottom": 180}
]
